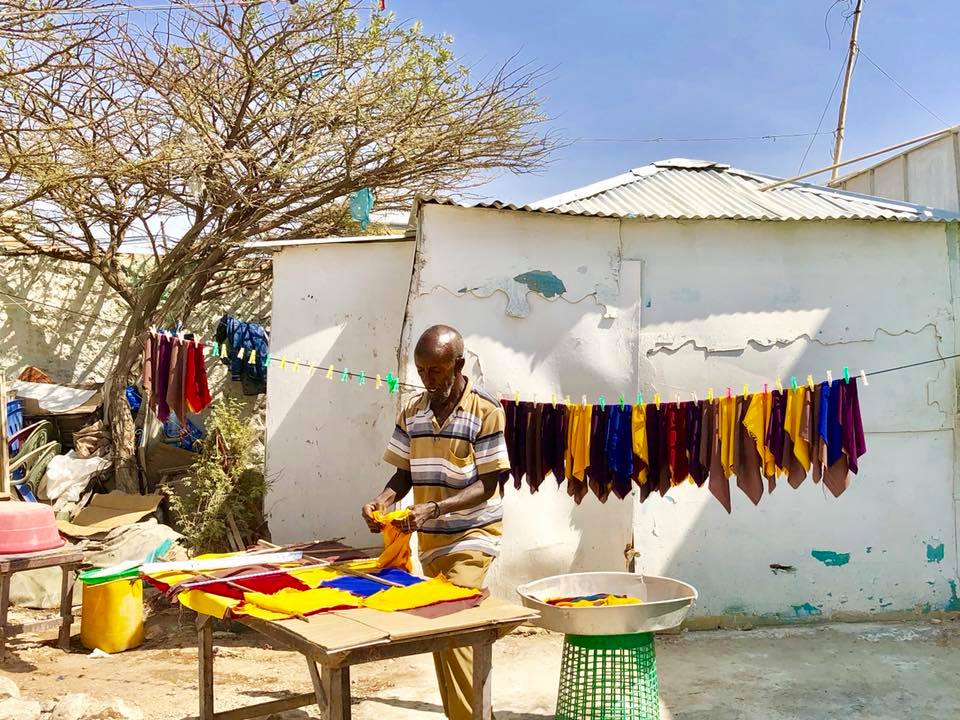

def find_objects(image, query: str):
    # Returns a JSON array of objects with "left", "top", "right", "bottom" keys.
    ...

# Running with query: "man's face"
[{"left": 415, "top": 349, "right": 460, "bottom": 403}]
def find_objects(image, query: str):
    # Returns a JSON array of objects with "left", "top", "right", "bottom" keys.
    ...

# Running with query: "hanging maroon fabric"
[
  {"left": 500, "top": 400, "right": 530, "bottom": 491},
  {"left": 541, "top": 403, "right": 568, "bottom": 487},
  {"left": 587, "top": 405, "right": 611, "bottom": 503},
  {"left": 643, "top": 403, "right": 663, "bottom": 500},
  {"left": 666, "top": 402, "right": 689, "bottom": 488},
  {"left": 525, "top": 403, "right": 546, "bottom": 493},
  {"left": 765, "top": 389, "right": 787, "bottom": 493}
]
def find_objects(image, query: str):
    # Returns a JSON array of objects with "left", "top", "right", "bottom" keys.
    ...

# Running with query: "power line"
[
  {"left": 17, "top": 1, "right": 266, "bottom": 17},
  {"left": 573, "top": 131, "right": 834, "bottom": 145},
  {"left": 857, "top": 45, "right": 948, "bottom": 126},
  {"left": 798, "top": 52, "right": 849, "bottom": 174}
]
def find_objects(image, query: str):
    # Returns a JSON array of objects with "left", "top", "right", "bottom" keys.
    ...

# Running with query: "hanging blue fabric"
[
  {"left": 126, "top": 385, "right": 142, "bottom": 419},
  {"left": 349, "top": 188, "right": 375, "bottom": 230}
]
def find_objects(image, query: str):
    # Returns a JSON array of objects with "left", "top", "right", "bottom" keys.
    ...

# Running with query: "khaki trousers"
[{"left": 421, "top": 551, "right": 495, "bottom": 720}]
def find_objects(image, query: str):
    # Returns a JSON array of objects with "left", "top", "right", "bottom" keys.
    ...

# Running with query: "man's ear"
[{"left": 455, "top": 356, "right": 466, "bottom": 374}]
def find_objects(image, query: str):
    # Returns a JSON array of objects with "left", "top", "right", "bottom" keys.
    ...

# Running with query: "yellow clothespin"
[
  {"left": 551, "top": 393, "right": 557, "bottom": 407},
  {"left": 860, "top": 369, "right": 869, "bottom": 386},
  {"left": 654, "top": 393, "right": 661, "bottom": 409},
  {"left": 565, "top": 395, "right": 572, "bottom": 406},
  {"left": 742, "top": 383, "right": 749, "bottom": 397},
  {"left": 776, "top": 376, "right": 783, "bottom": 393},
  {"left": 326, "top": 365, "right": 335, "bottom": 379},
  {"left": 293, "top": 358, "right": 301, "bottom": 372},
  {"left": 807, "top": 374, "right": 815, "bottom": 391},
  {"left": 376, "top": 374, "right": 383, "bottom": 389},
  {"left": 220, "top": 343, "right": 228, "bottom": 357},
  {"left": 514, "top": 390, "right": 520, "bottom": 403},
  {"left": 248, "top": 349, "right": 257, "bottom": 365},
  {"left": 707, "top": 388, "right": 714, "bottom": 401},
  {"left": 279, "top": 356, "right": 287, "bottom": 369}
]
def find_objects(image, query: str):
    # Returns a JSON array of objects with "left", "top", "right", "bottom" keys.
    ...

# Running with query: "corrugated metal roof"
[{"left": 420, "top": 159, "right": 960, "bottom": 223}]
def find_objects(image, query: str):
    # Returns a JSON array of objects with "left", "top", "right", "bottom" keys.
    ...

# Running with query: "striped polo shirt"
[{"left": 383, "top": 378, "right": 511, "bottom": 564}]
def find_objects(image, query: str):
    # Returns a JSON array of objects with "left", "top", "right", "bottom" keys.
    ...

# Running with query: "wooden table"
[
  {"left": 196, "top": 596, "right": 538, "bottom": 720},
  {"left": 0, "top": 545, "right": 84, "bottom": 655}
]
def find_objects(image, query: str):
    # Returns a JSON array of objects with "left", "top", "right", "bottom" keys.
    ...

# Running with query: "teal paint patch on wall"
[
  {"left": 791, "top": 602, "right": 822, "bottom": 617},
  {"left": 811, "top": 549, "right": 850, "bottom": 567},
  {"left": 926, "top": 543, "right": 945, "bottom": 563},
  {"left": 513, "top": 270, "right": 566, "bottom": 298},
  {"left": 947, "top": 580, "right": 960, "bottom": 612}
]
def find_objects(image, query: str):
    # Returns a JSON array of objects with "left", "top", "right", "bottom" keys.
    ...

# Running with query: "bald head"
[{"left": 414, "top": 325, "right": 466, "bottom": 403}]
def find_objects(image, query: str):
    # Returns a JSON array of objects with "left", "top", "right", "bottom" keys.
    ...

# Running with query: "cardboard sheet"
[
  {"left": 57, "top": 491, "right": 162, "bottom": 538},
  {"left": 333, "top": 597, "right": 537, "bottom": 641},
  {"left": 269, "top": 613, "right": 390, "bottom": 653},
  {"left": 13, "top": 381, "right": 101, "bottom": 415}
]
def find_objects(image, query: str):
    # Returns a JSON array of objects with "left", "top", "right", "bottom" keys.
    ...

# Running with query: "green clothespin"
[
  {"left": 618, "top": 393, "right": 625, "bottom": 410},
  {"left": 340, "top": 367, "right": 349, "bottom": 383},
  {"left": 358, "top": 370, "right": 366, "bottom": 386},
  {"left": 637, "top": 392, "right": 644, "bottom": 406},
  {"left": 385, "top": 372, "right": 400, "bottom": 394},
  {"left": 211, "top": 343, "right": 220, "bottom": 358},
  {"left": 265, "top": 353, "right": 272, "bottom": 367},
  {"left": 842, "top": 366, "right": 850, "bottom": 384},
  {"left": 598, "top": 395, "right": 606, "bottom": 410},
  {"left": 791, "top": 376, "right": 798, "bottom": 391}
]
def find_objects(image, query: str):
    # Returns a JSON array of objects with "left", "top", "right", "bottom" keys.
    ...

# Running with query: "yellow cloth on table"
[
  {"left": 289, "top": 566, "right": 341, "bottom": 588},
  {"left": 363, "top": 576, "right": 481, "bottom": 612},
  {"left": 372, "top": 508, "right": 413, "bottom": 571},
  {"left": 243, "top": 587, "right": 361, "bottom": 615}
]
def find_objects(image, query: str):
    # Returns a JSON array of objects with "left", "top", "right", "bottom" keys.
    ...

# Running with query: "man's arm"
[
  {"left": 394, "top": 471, "right": 502, "bottom": 533},
  {"left": 361, "top": 469, "right": 413, "bottom": 532}
]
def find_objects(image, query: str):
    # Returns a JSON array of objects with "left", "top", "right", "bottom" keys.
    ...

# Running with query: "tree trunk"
[{"left": 105, "top": 336, "right": 144, "bottom": 494}]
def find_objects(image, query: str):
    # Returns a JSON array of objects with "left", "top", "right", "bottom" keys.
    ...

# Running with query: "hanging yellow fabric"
[
  {"left": 784, "top": 388, "right": 811, "bottom": 472},
  {"left": 362, "top": 576, "right": 481, "bottom": 612},
  {"left": 564, "top": 404, "right": 592, "bottom": 482},
  {"left": 718, "top": 396, "right": 738, "bottom": 477},
  {"left": 743, "top": 392, "right": 778, "bottom": 478},
  {"left": 372, "top": 509, "right": 413, "bottom": 571},
  {"left": 631, "top": 404, "right": 648, "bottom": 485}
]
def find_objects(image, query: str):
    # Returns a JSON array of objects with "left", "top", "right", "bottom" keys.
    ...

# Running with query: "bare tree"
[{"left": 0, "top": 0, "right": 554, "bottom": 492}]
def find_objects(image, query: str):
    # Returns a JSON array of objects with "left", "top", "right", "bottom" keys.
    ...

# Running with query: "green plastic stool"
[{"left": 555, "top": 632, "right": 660, "bottom": 720}]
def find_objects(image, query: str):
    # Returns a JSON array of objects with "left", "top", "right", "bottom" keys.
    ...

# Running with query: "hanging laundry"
[
  {"left": 525, "top": 403, "right": 546, "bottom": 493},
  {"left": 215, "top": 315, "right": 270, "bottom": 395},
  {"left": 631, "top": 403, "right": 648, "bottom": 488},
  {"left": 605, "top": 405, "right": 634, "bottom": 500},
  {"left": 736, "top": 395, "right": 765, "bottom": 505},
  {"left": 685, "top": 401, "right": 706, "bottom": 486},
  {"left": 811, "top": 382, "right": 826, "bottom": 484},
  {"left": 743, "top": 391, "right": 776, "bottom": 485},
  {"left": 154, "top": 333, "right": 174, "bottom": 421},
  {"left": 665, "top": 401, "right": 689, "bottom": 488},
  {"left": 501, "top": 400, "right": 530, "bottom": 491},
  {"left": 706, "top": 399, "right": 732, "bottom": 513},
  {"left": 541, "top": 403, "right": 568, "bottom": 487},
  {"left": 165, "top": 337, "right": 188, "bottom": 426},
  {"left": 765, "top": 388, "right": 788, "bottom": 491},
  {"left": 588, "top": 405, "right": 611, "bottom": 502},
  {"left": 184, "top": 340, "right": 213, "bottom": 414},
  {"left": 349, "top": 187, "right": 375, "bottom": 230},
  {"left": 565, "top": 404, "right": 591, "bottom": 504},
  {"left": 783, "top": 387, "right": 812, "bottom": 488},
  {"left": 644, "top": 402, "right": 668, "bottom": 497},
  {"left": 820, "top": 378, "right": 867, "bottom": 497}
]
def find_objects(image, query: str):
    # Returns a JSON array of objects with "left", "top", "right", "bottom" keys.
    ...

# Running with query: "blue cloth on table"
[{"left": 321, "top": 568, "right": 423, "bottom": 598}]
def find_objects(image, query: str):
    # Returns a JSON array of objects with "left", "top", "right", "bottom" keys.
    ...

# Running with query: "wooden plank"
[
  {"left": 333, "top": 626, "right": 503, "bottom": 668},
  {"left": 307, "top": 658, "right": 326, "bottom": 707},
  {"left": 0, "top": 570, "right": 9, "bottom": 656},
  {"left": 198, "top": 614, "right": 214, "bottom": 720},
  {"left": 212, "top": 693, "right": 316, "bottom": 720},
  {"left": 472, "top": 642, "right": 493, "bottom": 720},
  {"left": 5, "top": 617, "right": 67, "bottom": 635},
  {"left": 333, "top": 597, "right": 536, "bottom": 641},
  {"left": 242, "top": 613, "right": 389, "bottom": 656},
  {"left": 58, "top": 564, "right": 76, "bottom": 650},
  {"left": 0, "top": 551, "right": 84, "bottom": 573}
]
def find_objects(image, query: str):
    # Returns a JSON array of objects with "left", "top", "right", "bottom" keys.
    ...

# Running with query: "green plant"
[{"left": 163, "top": 399, "right": 268, "bottom": 554}]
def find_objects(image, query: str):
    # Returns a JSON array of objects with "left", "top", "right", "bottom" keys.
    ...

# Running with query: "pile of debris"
[{"left": 0, "top": 677, "right": 143, "bottom": 720}]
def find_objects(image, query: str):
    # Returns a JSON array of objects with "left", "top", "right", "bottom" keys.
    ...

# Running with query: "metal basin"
[{"left": 517, "top": 572, "right": 697, "bottom": 636}]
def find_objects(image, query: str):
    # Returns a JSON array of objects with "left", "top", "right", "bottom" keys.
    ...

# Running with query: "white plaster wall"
[
  {"left": 622, "top": 218, "right": 958, "bottom": 618},
  {"left": 405, "top": 206, "right": 958, "bottom": 616},
  {"left": 838, "top": 134, "right": 960, "bottom": 211},
  {"left": 265, "top": 240, "right": 415, "bottom": 547}
]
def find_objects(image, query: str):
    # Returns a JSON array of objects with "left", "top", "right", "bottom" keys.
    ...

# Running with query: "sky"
[{"left": 391, "top": 0, "right": 960, "bottom": 204}]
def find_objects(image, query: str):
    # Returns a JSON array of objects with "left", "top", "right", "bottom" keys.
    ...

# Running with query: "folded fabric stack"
[{"left": 545, "top": 594, "right": 642, "bottom": 608}]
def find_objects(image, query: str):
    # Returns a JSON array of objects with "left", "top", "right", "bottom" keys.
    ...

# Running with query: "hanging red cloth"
[{"left": 185, "top": 341, "right": 213, "bottom": 414}]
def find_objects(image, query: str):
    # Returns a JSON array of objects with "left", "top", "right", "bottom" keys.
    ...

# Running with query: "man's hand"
[
  {"left": 361, "top": 501, "right": 383, "bottom": 533},
  {"left": 393, "top": 503, "right": 438, "bottom": 534}
]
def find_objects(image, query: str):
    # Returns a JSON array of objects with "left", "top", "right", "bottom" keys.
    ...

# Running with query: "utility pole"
[{"left": 831, "top": 0, "right": 865, "bottom": 181}]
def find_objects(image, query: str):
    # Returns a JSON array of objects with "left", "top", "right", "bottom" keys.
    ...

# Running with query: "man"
[{"left": 361, "top": 324, "right": 510, "bottom": 720}]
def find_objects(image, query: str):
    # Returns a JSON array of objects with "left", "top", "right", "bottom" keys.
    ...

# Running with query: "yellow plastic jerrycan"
[{"left": 80, "top": 577, "right": 145, "bottom": 653}]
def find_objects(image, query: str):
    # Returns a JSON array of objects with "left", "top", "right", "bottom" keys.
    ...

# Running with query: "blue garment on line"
[
  {"left": 215, "top": 315, "right": 270, "bottom": 395},
  {"left": 605, "top": 405, "right": 634, "bottom": 498},
  {"left": 321, "top": 568, "right": 423, "bottom": 598},
  {"left": 826, "top": 379, "right": 844, "bottom": 466}
]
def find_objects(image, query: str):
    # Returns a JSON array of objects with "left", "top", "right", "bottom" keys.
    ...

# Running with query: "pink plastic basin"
[{"left": 0, "top": 503, "right": 65, "bottom": 554}]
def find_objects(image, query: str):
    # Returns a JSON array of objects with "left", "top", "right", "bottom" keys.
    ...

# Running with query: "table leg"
[
  {"left": 197, "top": 614, "right": 214, "bottom": 720},
  {"left": 58, "top": 565, "right": 76, "bottom": 651},
  {"left": 0, "top": 572, "right": 8, "bottom": 658},
  {"left": 307, "top": 659, "right": 327, "bottom": 710},
  {"left": 321, "top": 665, "right": 351, "bottom": 720},
  {"left": 472, "top": 642, "right": 493, "bottom": 720}
]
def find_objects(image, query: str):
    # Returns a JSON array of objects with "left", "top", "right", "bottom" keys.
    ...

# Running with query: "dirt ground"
[{"left": 2, "top": 606, "right": 959, "bottom": 720}]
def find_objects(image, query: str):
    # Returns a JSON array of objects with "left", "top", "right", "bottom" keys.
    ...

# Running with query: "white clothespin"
[
  {"left": 581, "top": 395, "right": 588, "bottom": 407},
  {"left": 691, "top": 391, "right": 698, "bottom": 403},
  {"left": 860, "top": 369, "right": 869, "bottom": 386},
  {"left": 675, "top": 393, "right": 681, "bottom": 405},
  {"left": 826, "top": 370, "right": 833, "bottom": 384}
]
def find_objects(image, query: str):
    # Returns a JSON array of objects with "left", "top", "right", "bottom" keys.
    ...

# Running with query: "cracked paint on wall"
[
  {"left": 513, "top": 270, "right": 567, "bottom": 298},
  {"left": 811, "top": 549, "right": 850, "bottom": 567},
  {"left": 925, "top": 543, "right": 945, "bottom": 563}
]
